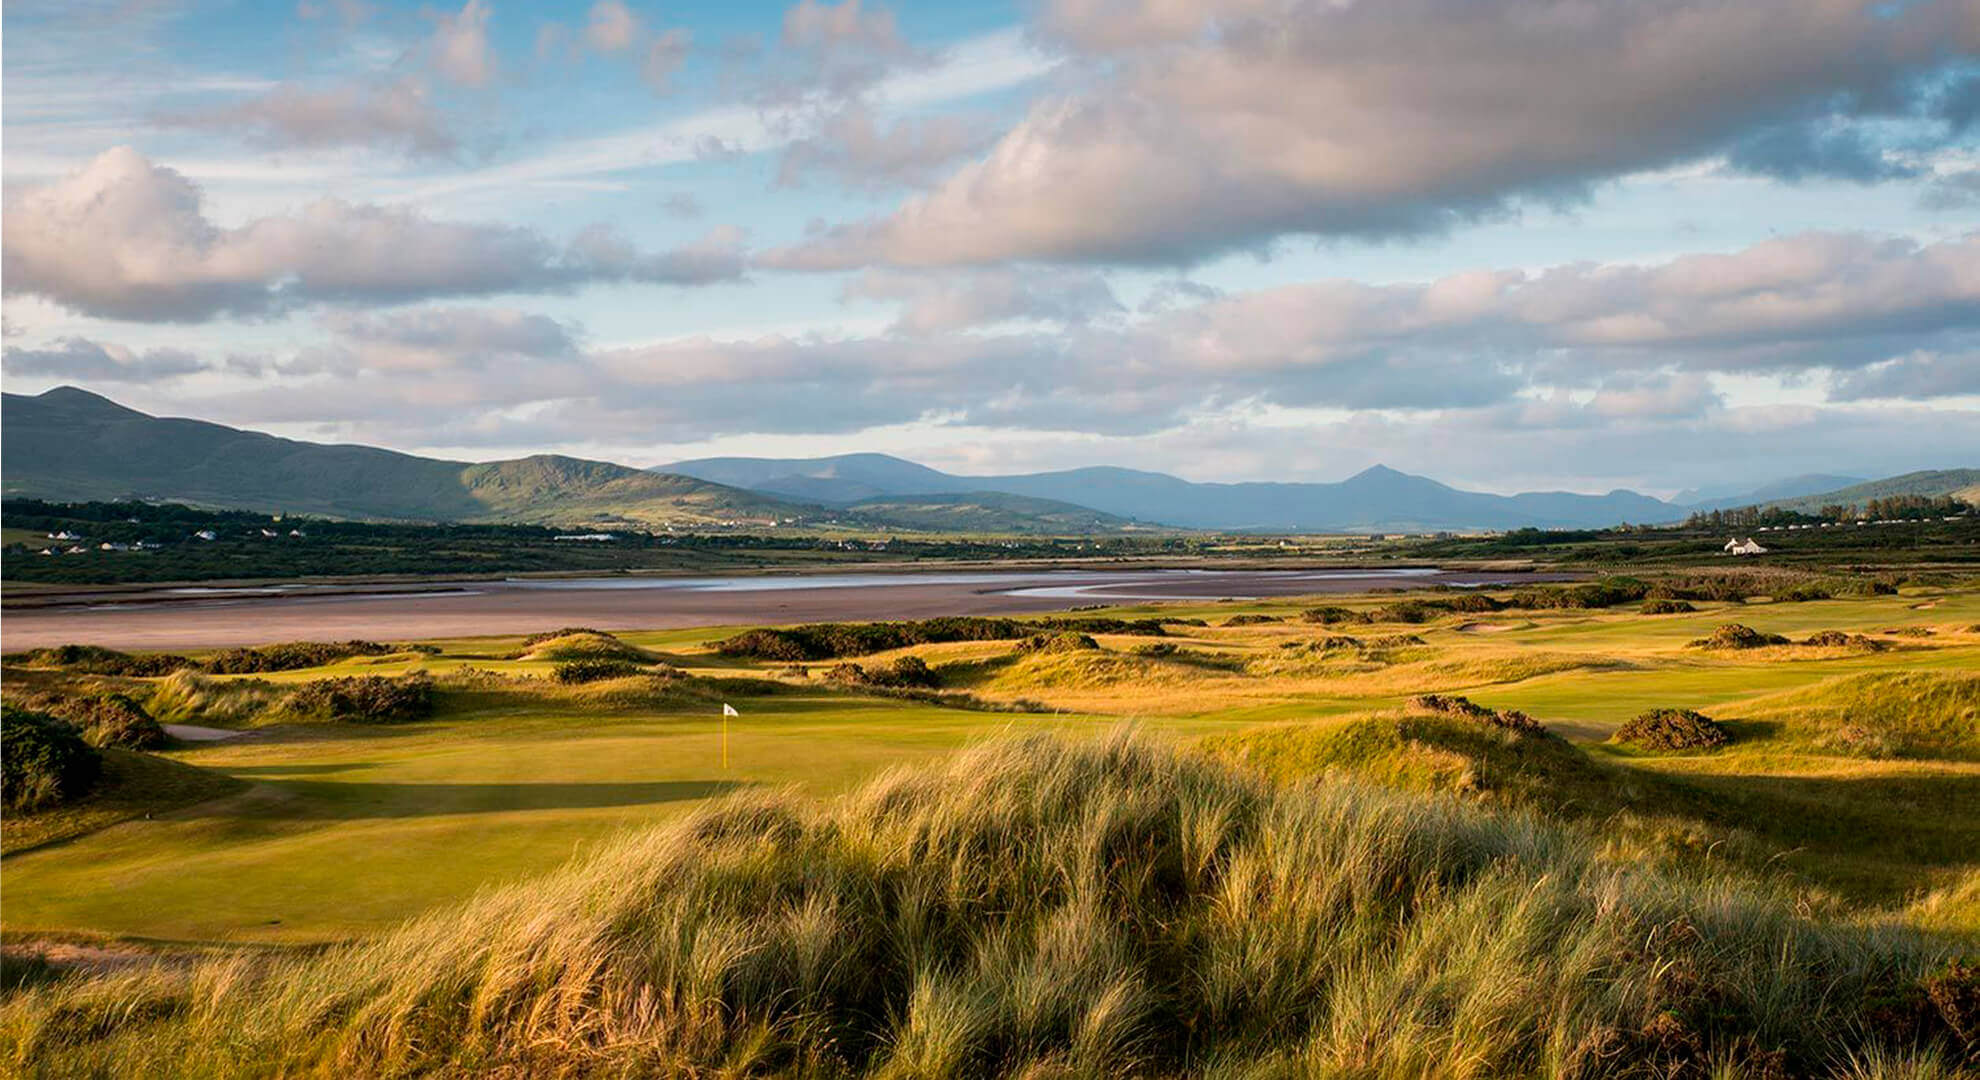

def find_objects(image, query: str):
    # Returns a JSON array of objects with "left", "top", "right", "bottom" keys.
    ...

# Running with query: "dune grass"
[
  {"left": 3, "top": 584, "right": 1976, "bottom": 951},
  {"left": 3, "top": 731, "right": 1972, "bottom": 1078}
]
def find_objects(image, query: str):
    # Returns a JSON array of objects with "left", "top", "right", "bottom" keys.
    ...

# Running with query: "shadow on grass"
[
  {"left": 183, "top": 778, "right": 749, "bottom": 820},
  {"left": 224, "top": 762, "right": 386, "bottom": 777}
]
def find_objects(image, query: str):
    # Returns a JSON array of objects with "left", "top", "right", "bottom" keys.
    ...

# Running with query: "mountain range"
[{"left": 4, "top": 387, "right": 1970, "bottom": 534}]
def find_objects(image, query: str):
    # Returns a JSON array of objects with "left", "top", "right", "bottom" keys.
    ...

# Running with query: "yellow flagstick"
[{"left": 721, "top": 703, "right": 738, "bottom": 769}]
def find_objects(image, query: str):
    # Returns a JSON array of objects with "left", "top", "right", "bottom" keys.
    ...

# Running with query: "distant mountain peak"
[{"left": 1347, "top": 464, "right": 1406, "bottom": 481}]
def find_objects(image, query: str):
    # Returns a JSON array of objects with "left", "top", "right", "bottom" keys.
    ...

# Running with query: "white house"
[
  {"left": 1724, "top": 538, "right": 1768, "bottom": 556},
  {"left": 193, "top": 529, "right": 219, "bottom": 541}
]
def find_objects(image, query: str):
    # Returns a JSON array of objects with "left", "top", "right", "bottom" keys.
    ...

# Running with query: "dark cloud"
[
  {"left": 1, "top": 148, "right": 749, "bottom": 322},
  {"left": 1829, "top": 350, "right": 1980, "bottom": 400},
  {"left": 3, "top": 337, "right": 204, "bottom": 382},
  {"left": 769, "top": 0, "right": 1980, "bottom": 269}
]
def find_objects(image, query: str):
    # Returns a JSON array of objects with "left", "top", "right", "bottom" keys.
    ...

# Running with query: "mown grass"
[
  {"left": 0, "top": 748, "right": 246, "bottom": 856},
  {"left": 3, "top": 732, "right": 1972, "bottom": 1078}
]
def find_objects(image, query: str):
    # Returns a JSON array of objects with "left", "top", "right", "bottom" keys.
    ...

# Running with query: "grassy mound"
[
  {"left": 1690, "top": 624, "right": 1791, "bottom": 650},
  {"left": 549, "top": 659, "right": 648, "bottom": 684},
  {"left": 1614, "top": 709, "right": 1731, "bottom": 752},
  {"left": 1735, "top": 671, "right": 1980, "bottom": 761},
  {"left": 1220, "top": 613, "right": 1283, "bottom": 626},
  {"left": 0, "top": 706, "right": 101, "bottom": 813},
  {"left": 5, "top": 732, "right": 1970, "bottom": 1077},
  {"left": 823, "top": 656, "right": 940, "bottom": 690},
  {"left": 0, "top": 748, "right": 248, "bottom": 856},
  {"left": 1015, "top": 630, "right": 1100, "bottom": 654},
  {"left": 144, "top": 671, "right": 285, "bottom": 728},
  {"left": 518, "top": 631, "right": 657, "bottom": 663},
  {"left": 1642, "top": 599, "right": 1697, "bottom": 614}
]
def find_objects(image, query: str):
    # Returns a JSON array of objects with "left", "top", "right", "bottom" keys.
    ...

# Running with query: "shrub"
[
  {"left": 282, "top": 674, "right": 434, "bottom": 724},
  {"left": 1016, "top": 631, "right": 1100, "bottom": 655},
  {"left": 1300, "top": 606, "right": 1364, "bottom": 625},
  {"left": 552, "top": 660, "right": 646, "bottom": 684},
  {"left": 1369, "top": 601, "right": 1441, "bottom": 624},
  {"left": 715, "top": 616, "right": 1166, "bottom": 661},
  {"left": 1408, "top": 694, "right": 1546, "bottom": 736},
  {"left": 1886, "top": 626, "right": 1936, "bottom": 638},
  {"left": 521, "top": 633, "right": 656, "bottom": 663},
  {"left": 1687, "top": 624, "right": 1789, "bottom": 650},
  {"left": 1801, "top": 630, "right": 1890, "bottom": 651},
  {"left": 1506, "top": 578, "right": 1651, "bottom": 611},
  {"left": 204, "top": 640, "right": 397, "bottom": 674},
  {"left": 1614, "top": 708, "right": 1730, "bottom": 752},
  {"left": 7, "top": 645, "right": 194, "bottom": 677},
  {"left": 1366, "top": 634, "right": 1427, "bottom": 648},
  {"left": 1641, "top": 599, "right": 1696, "bottom": 615},
  {"left": 1221, "top": 614, "right": 1283, "bottom": 626},
  {"left": 57, "top": 693, "right": 169, "bottom": 749},
  {"left": 1312, "top": 635, "right": 1362, "bottom": 651},
  {"left": 1776, "top": 583, "right": 1834, "bottom": 603},
  {"left": 1, "top": 706, "right": 102, "bottom": 812}
]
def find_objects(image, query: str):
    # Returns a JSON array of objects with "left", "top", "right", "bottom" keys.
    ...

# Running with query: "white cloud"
[
  {"left": 431, "top": 0, "right": 497, "bottom": 88},
  {"left": 1, "top": 148, "right": 748, "bottom": 321}
]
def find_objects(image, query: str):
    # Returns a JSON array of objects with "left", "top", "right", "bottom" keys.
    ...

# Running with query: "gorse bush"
[
  {"left": 203, "top": 640, "right": 397, "bottom": 674},
  {"left": 50, "top": 693, "right": 168, "bottom": 750},
  {"left": 1220, "top": 613, "right": 1283, "bottom": 626},
  {"left": 1, "top": 706, "right": 102, "bottom": 813},
  {"left": 280, "top": 674, "right": 434, "bottom": 724},
  {"left": 1615, "top": 708, "right": 1731, "bottom": 752},
  {"left": 823, "top": 655, "right": 942, "bottom": 690},
  {"left": 1015, "top": 631, "right": 1100, "bottom": 655},
  {"left": 1803, "top": 630, "right": 1891, "bottom": 651},
  {"left": 4, "top": 732, "right": 1971, "bottom": 1077},
  {"left": 550, "top": 659, "right": 647, "bottom": 684},
  {"left": 1409, "top": 693, "right": 1548, "bottom": 736},
  {"left": 4, "top": 644, "right": 195, "bottom": 676},
  {"left": 518, "top": 631, "right": 657, "bottom": 663},
  {"left": 715, "top": 616, "right": 1168, "bottom": 661},
  {"left": 1642, "top": 598, "right": 1697, "bottom": 614},
  {"left": 1690, "top": 624, "right": 1790, "bottom": 650}
]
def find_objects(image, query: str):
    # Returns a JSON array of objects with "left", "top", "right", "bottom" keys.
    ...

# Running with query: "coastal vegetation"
[{"left": 1, "top": 574, "right": 1977, "bottom": 1075}]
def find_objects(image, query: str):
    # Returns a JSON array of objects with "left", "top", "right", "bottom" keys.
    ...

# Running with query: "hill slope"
[
  {"left": 1675, "top": 473, "right": 1868, "bottom": 510},
  {"left": 1759, "top": 469, "right": 1980, "bottom": 513},
  {"left": 5, "top": 733, "right": 1967, "bottom": 1077},
  {"left": 1, "top": 387, "right": 798, "bottom": 525},
  {"left": 665, "top": 453, "right": 1680, "bottom": 531}
]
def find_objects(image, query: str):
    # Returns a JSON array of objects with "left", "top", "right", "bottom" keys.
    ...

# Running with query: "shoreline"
[{"left": 0, "top": 566, "right": 1575, "bottom": 651}]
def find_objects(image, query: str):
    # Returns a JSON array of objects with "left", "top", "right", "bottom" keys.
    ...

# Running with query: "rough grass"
[
  {"left": 1729, "top": 671, "right": 1980, "bottom": 761},
  {"left": 2, "top": 732, "right": 1971, "bottom": 1078}
]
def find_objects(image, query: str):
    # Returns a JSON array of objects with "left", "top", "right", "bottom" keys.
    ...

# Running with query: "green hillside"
[
  {"left": 1, "top": 387, "right": 798, "bottom": 526},
  {"left": 1761, "top": 469, "right": 1980, "bottom": 513},
  {"left": 847, "top": 491, "right": 1137, "bottom": 533}
]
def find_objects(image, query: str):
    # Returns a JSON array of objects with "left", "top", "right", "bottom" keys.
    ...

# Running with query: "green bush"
[
  {"left": 522, "top": 627, "right": 612, "bottom": 647},
  {"left": 6, "top": 644, "right": 194, "bottom": 676},
  {"left": 823, "top": 656, "right": 941, "bottom": 690},
  {"left": 551, "top": 660, "right": 646, "bottom": 684},
  {"left": 1614, "top": 708, "right": 1730, "bottom": 752},
  {"left": 1016, "top": 631, "right": 1100, "bottom": 655},
  {"left": 1688, "top": 624, "right": 1789, "bottom": 650},
  {"left": 204, "top": 640, "right": 397, "bottom": 674},
  {"left": 1408, "top": 693, "right": 1546, "bottom": 736},
  {"left": 1, "top": 705, "right": 102, "bottom": 812},
  {"left": 59, "top": 693, "right": 169, "bottom": 749},
  {"left": 1801, "top": 630, "right": 1889, "bottom": 651},
  {"left": 1641, "top": 599, "right": 1696, "bottom": 615},
  {"left": 715, "top": 616, "right": 1165, "bottom": 661},
  {"left": 282, "top": 674, "right": 434, "bottom": 724},
  {"left": 1221, "top": 614, "right": 1283, "bottom": 627}
]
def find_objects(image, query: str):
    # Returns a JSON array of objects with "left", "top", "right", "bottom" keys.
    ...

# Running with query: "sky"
[{"left": 2, "top": 0, "right": 1978, "bottom": 498}]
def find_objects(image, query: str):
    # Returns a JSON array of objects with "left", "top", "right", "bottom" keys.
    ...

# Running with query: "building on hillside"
[
  {"left": 193, "top": 529, "right": 219, "bottom": 541},
  {"left": 1723, "top": 538, "right": 1768, "bottom": 556}
]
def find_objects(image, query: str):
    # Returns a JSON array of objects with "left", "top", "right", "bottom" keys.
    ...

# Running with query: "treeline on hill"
[
  {"left": 1684, "top": 493, "right": 1973, "bottom": 530},
  {"left": 6, "top": 639, "right": 417, "bottom": 676},
  {"left": 1, "top": 499, "right": 1216, "bottom": 585},
  {"left": 715, "top": 615, "right": 1182, "bottom": 661},
  {"left": 1405, "top": 515, "right": 1980, "bottom": 566}
]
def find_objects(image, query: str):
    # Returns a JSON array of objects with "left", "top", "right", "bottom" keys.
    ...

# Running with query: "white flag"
[{"left": 722, "top": 703, "right": 739, "bottom": 717}]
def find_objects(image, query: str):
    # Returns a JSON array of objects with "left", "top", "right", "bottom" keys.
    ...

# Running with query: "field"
[
  {"left": 5, "top": 578, "right": 1978, "bottom": 944},
  {"left": 4, "top": 574, "right": 1979, "bottom": 1074}
]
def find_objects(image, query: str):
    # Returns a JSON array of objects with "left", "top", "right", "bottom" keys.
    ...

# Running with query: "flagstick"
[{"left": 722, "top": 710, "right": 728, "bottom": 770}]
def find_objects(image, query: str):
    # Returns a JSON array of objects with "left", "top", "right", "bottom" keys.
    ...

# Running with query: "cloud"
[
  {"left": 770, "top": 0, "right": 924, "bottom": 100},
  {"left": 845, "top": 267, "right": 1125, "bottom": 334},
  {"left": 2, "top": 337, "right": 205, "bottom": 383},
  {"left": 585, "top": 0, "right": 641, "bottom": 52},
  {"left": 157, "top": 78, "right": 455, "bottom": 158},
  {"left": 432, "top": 0, "right": 497, "bottom": 88},
  {"left": 1, "top": 148, "right": 749, "bottom": 321},
  {"left": 770, "top": 0, "right": 1980, "bottom": 268},
  {"left": 641, "top": 28, "right": 693, "bottom": 92},
  {"left": 1829, "top": 350, "right": 1980, "bottom": 400},
  {"left": 777, "top": 102, "right": 996, "bottom": 189}
]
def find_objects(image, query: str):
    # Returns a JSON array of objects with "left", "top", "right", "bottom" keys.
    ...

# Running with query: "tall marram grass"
[{"left": 2, "top": 731, "right": 1968, "bottom": 1078}]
